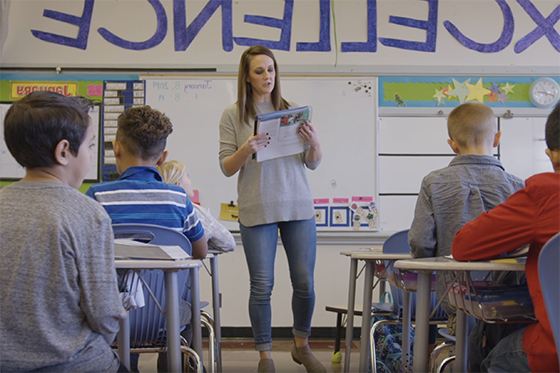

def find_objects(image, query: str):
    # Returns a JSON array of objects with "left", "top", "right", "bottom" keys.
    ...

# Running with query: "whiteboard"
[
  {"left": 500, "top": 117, "right": 551, "bottom": 180},
  {"left": 0, "top": 103, "right": 101, "bottom": 181},
  {"left": 143, "top": 76, "right": 377, "bottom": 231},
  {"left": 377, "top": 115, "right": 500, "bottom": 232}
]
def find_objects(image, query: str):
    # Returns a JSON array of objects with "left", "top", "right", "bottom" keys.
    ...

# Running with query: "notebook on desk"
[{"left": 114, "top": 239, "right": 192, "bottom": 260}]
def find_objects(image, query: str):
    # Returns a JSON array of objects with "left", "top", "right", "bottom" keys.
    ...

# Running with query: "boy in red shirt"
[{"left": 452, "top": 102, "right": 560, "bottom": 372}]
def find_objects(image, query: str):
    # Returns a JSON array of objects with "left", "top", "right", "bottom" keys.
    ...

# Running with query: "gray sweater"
[
  {"left": 219, "top": 102, "right": 321, "bottom": 227},
  {"left": 0, "top": 182, "right": 125, "bottom": 372}
]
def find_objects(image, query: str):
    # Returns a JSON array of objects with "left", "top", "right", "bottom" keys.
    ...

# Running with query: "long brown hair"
[{"left": 237, "top": 45, "right": 289, "bottom": 124}]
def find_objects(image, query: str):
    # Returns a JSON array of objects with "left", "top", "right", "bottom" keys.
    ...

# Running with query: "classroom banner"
[{"left": 1, "top": 0, "right": 559, "bottom": 74}]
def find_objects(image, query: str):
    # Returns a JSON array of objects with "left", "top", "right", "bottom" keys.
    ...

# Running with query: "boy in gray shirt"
[{"left": 0, "top": 91, "right": 126, "bottom": 372}]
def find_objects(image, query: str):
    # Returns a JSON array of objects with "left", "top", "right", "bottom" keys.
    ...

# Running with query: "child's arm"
[
  {"left": 452, "top": 188, "right": 536, "bottom": 261},
  {"left": 191, "top": 235, "right": 209, "bottom": 259},
  {"left": 78, "top": 214, "right": 125, "bottom": 343},
  {"left": 409, "top": 179, "right": 437, "bottom": 258},
  {"left": 196, "top": 205, "right": 236, "bottom": 252}
]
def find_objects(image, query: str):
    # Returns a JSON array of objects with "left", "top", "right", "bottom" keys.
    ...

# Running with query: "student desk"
[
  {"left": 115, "top": 259, "right": 203, "bottom": 373},
  {"left": 342, "top": 251, "right": 412, "bottom": 373},
  {"left": 394, "top": 257, "right": 525, "bottom": 373}
]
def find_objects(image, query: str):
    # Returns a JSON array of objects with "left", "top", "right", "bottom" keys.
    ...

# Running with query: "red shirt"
[{"left": 452, "top": 172, "right": 560, "bottom": 373}]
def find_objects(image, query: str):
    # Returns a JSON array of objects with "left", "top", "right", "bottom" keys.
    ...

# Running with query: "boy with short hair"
[
  {"left": 408, "top": 102, "right": 525, "bottom": 314},
  {"left": 86, "top": 105, "right": 207, "bottom": 372},
  {"left": 0, "top": 91, "right": 126, "bottom": 372},
  {"left": 86, "top": 105, "right": 207, "bottom": 259},
  {"left": 452, "top": 102, "right": 560, "bottom": 372}
]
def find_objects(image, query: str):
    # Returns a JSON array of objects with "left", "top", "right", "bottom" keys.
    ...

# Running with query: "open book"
[
  {"left": 114, "top": 239, "right": 192, "bottom": 260},
  {"left": 253, "top": 106, "right": 312, "bottom": 162}
]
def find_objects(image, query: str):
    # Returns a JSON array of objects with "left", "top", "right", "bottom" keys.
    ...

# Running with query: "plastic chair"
[
  {"left": 113, "top": 223, "right": 216, "bottom": 373},
  {"left": 370, "top": 230, "right": 449, "bottom": 373},
  {"left": 539, "top": 233, "right": 560, "bottom": 368}
]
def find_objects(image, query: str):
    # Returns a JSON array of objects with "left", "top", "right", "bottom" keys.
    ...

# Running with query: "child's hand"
[
  {"left": 298, "top": 121, "right": 320, "bottom": 149},
  {"left": 242, "top": 133, "right": 270, "bottom": 155}
]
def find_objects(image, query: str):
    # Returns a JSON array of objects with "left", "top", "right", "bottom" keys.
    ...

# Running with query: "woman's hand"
[
  {"left": 241, "top": 133, "right": 270, "bottom": 156},
  {"left": 298, "top": 121, "right": 320, "bottom": 149},
  {"left": 223, "top": 133, "right": 270, "bottom": 176}
]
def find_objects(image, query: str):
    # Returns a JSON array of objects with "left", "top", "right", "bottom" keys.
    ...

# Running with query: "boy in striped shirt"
[{"left": 86, "top": 105, "right": 207, "bottom": 372}]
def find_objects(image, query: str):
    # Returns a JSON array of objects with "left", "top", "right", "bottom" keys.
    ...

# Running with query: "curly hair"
[{"left": 116, "top": 106, "right": 173, "bottom": 161}]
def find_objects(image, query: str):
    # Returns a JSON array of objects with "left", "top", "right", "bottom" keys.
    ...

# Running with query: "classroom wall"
[{"left": 1, "top": 0, "right": 559, "bottom": 330}]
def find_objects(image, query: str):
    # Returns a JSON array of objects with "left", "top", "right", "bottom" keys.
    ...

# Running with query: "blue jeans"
[
  {"left": 480, "top": 327, "right": 530, "bottom": 372},
  {"left": 240, "top": 218, "right": 317, "bottom": 351}
]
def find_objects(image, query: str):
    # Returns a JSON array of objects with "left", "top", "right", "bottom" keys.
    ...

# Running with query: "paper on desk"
[{"left": 114, "top": 239, "right": 191, "bottom": 260}]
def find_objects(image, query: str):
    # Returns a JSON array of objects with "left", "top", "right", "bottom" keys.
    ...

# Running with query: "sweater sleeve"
[
  {"left": 452, "top": 187, "right": 537, "bottom": 261},
  {"left": 78, "top": 212, "right": 125, "bottom": 344},
  {"left": 219, "top": 105, "right": 239, "bottom": 177}
]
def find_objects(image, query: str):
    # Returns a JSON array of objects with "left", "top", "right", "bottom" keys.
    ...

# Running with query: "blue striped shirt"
[{"left": 86, "top": 166, "right": 204, "bottom": 244}]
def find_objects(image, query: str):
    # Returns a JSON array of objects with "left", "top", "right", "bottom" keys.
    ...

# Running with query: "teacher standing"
[{"left": 218, "top": 45, "right": 325, "bottom": 373}]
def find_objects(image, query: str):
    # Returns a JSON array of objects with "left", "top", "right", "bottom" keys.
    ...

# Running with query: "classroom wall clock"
[{"left": 529, "top": 77, "right": 560, "bottom": 109}]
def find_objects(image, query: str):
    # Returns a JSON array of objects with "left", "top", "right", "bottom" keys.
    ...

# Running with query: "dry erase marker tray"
[
  {"left": 443, "top": 272, "right": 535, "bottom": 322},
  {"left": 387, "top": 268, "right": 436, "bottom": 292}
]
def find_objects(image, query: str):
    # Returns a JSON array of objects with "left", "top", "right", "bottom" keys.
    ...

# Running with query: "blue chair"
[
  {"left": 113, "top": 223, "right": 214, "bottom": 373},
  {"left": 369, "top": 230, "right": 449, "bottom": 373},
  {"left": 539, "top": 232, "right": 560, "bottom": 368}
]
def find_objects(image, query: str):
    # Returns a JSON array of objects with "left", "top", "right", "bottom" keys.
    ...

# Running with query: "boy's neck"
[
  {"left": 21, "top": 168, "right": 65, "bottom": 184},
  {"left": 116, "top": 152, "right": 162, "bottom": 174},
  {"left": 455, "top": 147, "right": 494, "bottom": 156}
]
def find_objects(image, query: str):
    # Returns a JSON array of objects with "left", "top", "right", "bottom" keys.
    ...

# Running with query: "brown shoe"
[
  {"left": 258, "top": 358, "right": 275, "bottom": 373},
  {"left": 291, "top": 343, "right": 326, "bottom": 373}
]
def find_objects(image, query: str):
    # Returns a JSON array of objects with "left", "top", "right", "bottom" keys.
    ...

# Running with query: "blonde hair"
[
  {"left": 237, "top": 45, "right": 289, "bottom": 124},
  {"left": 157, "top": 160, "right": 186, "bottom": 185},
  {"left": 447, "top": 102, "right": 496, "bottom": 149}
]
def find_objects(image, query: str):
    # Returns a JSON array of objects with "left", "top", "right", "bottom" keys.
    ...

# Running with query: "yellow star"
[
  {"left": 502, "top": 82, "right": 515, "bottom": 95},
  {"left": 465, "top": 78, "right": 491, "bottom": 103},
  {"left": 433, "top": 89, "right": 446, "bottom": 106}
]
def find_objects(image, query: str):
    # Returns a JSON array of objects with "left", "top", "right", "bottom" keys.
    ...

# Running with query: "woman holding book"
[{"left": 218, "top": 45, "right": 324, "bottom": 373}]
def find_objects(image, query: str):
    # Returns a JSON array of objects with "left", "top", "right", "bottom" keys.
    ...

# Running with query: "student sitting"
[
  {"left": 0, "top": 91, "right": 126, "bottom": 372},
  {"left": 157, "top": 160, "right": 236, "bottom": 253},
  {"left": 86, "top": 105, "right": 208, "bottom": 372},
  {"left": 409, "top": 102, "right": 525, "bottom": 310},
  {"left": 408, "top": 102, "right": 525, "bottom": 344},
  {"left": 452, "top": 102, "right": 560, "bottom": 373}
]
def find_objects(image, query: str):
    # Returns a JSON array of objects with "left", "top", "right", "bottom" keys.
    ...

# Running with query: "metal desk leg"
[
  {"left": 117, "top": 312, "right": 130, "bottom": 370},
  {"left": 210, "top": 256, "right": 222, "bottom": 373},
  {"left": 455, "top": 310, "right": 468, "bottom": 372},
  {"left": 164, "top": 270, "right": 182, "bottom": 373},
  {"left": 401, "top": 291, "right": 411, "bottom": 371},
  {"left": 412, "top": 270, "right": 433, "bottom": 373},
  {"left": 358, "top": 261, "right": 375, "bottom": 373},
  {"left": 344, "top": 258, "right": 358, "bottom": 373},
  {"left": 191, "top": 267, "right": 203, "bottom": 362}
]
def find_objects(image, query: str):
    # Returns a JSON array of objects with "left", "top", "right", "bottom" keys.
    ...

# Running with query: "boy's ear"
[
  {"left": 545, "top": 148, "right": 560, "bottom": 172},
  {"left": 156, "top": 150, "right": 168, "bottom": 166},
  {"left": 447, "top": 139, "right": 460, "bottom": 155},
  {"left": 493, "top": 131, "right": 502, "bottom": 148},
  {"left": 113, "top": 140, "right": 121, "bottom": 158},
  {"left": 54, "top": 139, "right": 71, "bottom": 166}
]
